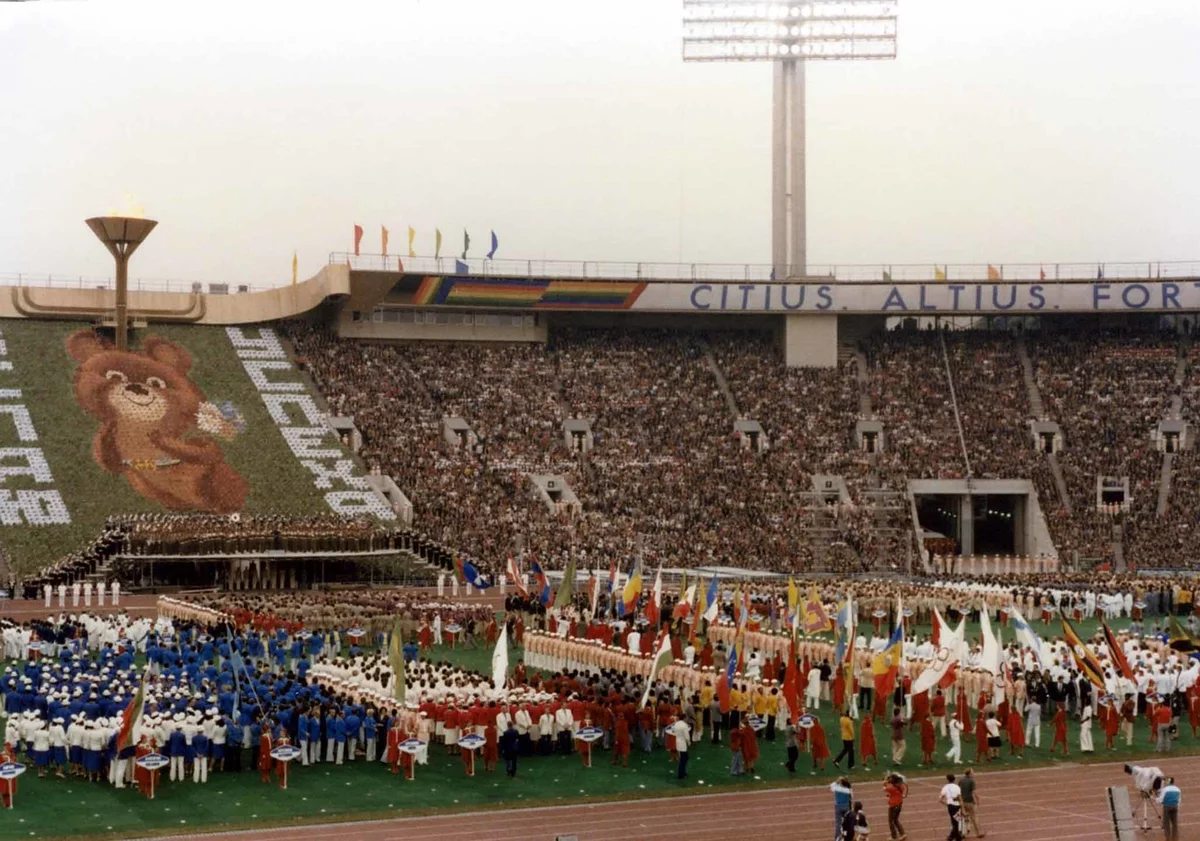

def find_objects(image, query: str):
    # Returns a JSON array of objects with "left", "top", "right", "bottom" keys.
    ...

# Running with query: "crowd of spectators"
[{"left": 1031, "top": 330, "right": 1178, "bottom": 567}]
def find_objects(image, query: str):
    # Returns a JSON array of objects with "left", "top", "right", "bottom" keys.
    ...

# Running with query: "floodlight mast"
[{"left": 682, "top": 1, "right": 898, "bottom": 280}]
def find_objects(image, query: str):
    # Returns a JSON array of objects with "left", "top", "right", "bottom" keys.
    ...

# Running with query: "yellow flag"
[
  {"left": 435, "top": 228, "right": 443, "bottom": 259},
  {"left": 934, "top": 265, "right": 947, "bottom": 281},
  {"left": 407, "top": 226, "right": 416, "bottom": 258},
  {"left": 382, "top": 226, "right": 389, "bottom": 257},
  {"left": 787, "top": 577, "right": 799, "bottom": 627},
  {"left": 987, "top": 264, "right": 1001, "bottom": 280},
  {"left": 291, "top": 252, "right": 298, "bottom": 286},
  {"left": 389, "top": 617, "right": 406, "bottom": 702}
]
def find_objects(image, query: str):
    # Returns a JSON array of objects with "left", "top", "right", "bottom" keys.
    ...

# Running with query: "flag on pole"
[
  {"left": 1101, "top": 620, "right": 1134, "bottom": 681},
  {"left": 987, "top": 264, "right": 1001, "bottom": 280},
  {"left": 454, "top": 259, "right": 469, "bottom": 274},
  {"left": 980, "top": 603, "right": 1001, "bottom": 678},
  {"left": 931, "top": 606, "right": 947, "bottom": 648},
  {"left": 461, "top": 560, "right": 491, "bottom": 590},
  {"left": 589, "top": 571, "right": 600, "bottom": 618},
  {"left": 672, "top": 583, "right": 696, "bottom": 622},
  {"left": 934, "top": 265, "right": 947, "bottom": 281},
  {"left": 553, "top": 555, "right": 577, "bottom": 610},
  {"left": 782, "top": 637, "right": 802, "bottom": 718},
  {"left": 487, "top": 230, "right": 499, "bottom": 259},
  {"left": 644, "top": 565, "right": 663, "bottom": 627},
  {"left": 435, "top": 228, "right": 443, "bottom": 259},
  {"left": 116, "top": 672, "right": 148, "bottom": 752},
  {"left": 1009, "top": 605, "right": 1047, "bottom": 669},
  {"left": 382, "top": 226, "right": 390, "bottom": 256},
  {"left": 622, "top": 558, "right": 643, "bottom": 617},
  {"left": 833, "top": 594, "right": 855, "bottom": 666},
  {"left": 803, "top": 585, "right": 833, "bottom": 634},
  {"left": 1167, "top": 615, "right": 1200, "bottom": 653},
  {"left": 408, "top": 226, "right": 416, "bottom": 258},
  {"left": 639, "top": 631, "right": 672, "bottom": 709},
  {"left": 291, "top": 252, "right": 298, "bottom": 286},
  {"left": 353, "top": 224, "right": 363, "bottom": 256},
  {"left": 883, "top": 269, "right": 892, "bottom": 282},
  {"left": 786, "top": 577, "right": 800, "bottom": 631},
  {"left": 491, "top": 621, "right": 509, "bottom": 691},
  {"left": 871, "top": 597, "right": 904, "bottom": 697},
  {"left": 1061, "top": 615, "right": 1107, "bottom": 689},
  {"left": 912, "top": 608, "right": 962, "bottom": 696},
  {"left": 462, "top": 229, "right": 470, "bottom": 259},
  {"left": 717, "top": 631, "right": 742, "bottom": 713},
  {"left": 389, "top": 617, "right": 406, "bottom": 702},
  {"left": 1039, "top": 265, "right": 1046, "bottom": 281},
  {"left": 530, "top": 560, "right": 552, "bottom": 606},
  {"left": 452, "top": 555, "right": 466, "bottom": 583},
  {"left": 506, "top": 555, "right": 528, "bottom": 598},
  {"left": 702, "top": 573, "right": 720, "bottom": 623}
]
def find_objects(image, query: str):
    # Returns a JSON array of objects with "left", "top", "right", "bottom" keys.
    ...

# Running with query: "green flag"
[
  {"left": 462, "top": 228, "right": 470, "bottom": 259},
  {"left": 389, "top": 617, "right": 406, "bottom": 702},
  {"left": 553, "top": 556, "right": 577, "bottom": 610},
  {"left": 1168, "top": 614, "right": 1199, "bottom": 653}
]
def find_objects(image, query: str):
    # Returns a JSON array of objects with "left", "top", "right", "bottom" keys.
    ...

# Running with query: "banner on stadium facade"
[{"left": 402, "top": 276, "right": 1200, "bottom": 314}]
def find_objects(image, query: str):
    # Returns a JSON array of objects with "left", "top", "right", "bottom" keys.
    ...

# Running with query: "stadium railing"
[{"left": 330, "top": 255, "right": 1200, "bottom": 284}]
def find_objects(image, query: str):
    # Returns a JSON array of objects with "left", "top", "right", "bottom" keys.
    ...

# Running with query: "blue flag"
[
  {"left": 530, "top": 560, "right": 552, "bottom": 605},
  {"left": 487, "top": 230, "right": 498, "bottom": 259},
  {"left": 454, "top": 259, "right": 469, "bottom": 274},
  {"left": 461, "top": 560, "right": 492, "bottom": 590}
]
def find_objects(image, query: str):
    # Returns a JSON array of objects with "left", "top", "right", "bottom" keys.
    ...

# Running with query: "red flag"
[
  {"left": 931, "top": 609, "right": 945, "bottom": 647},
  {"left": 644, "top": 566, "right": 662, "bottom": 628},
  {"left": 353, "top": 224, "right": 364, "bottom": 256},
  {"left": 117, "top": 674, "right": 147, "bottom": 752},
  {"left": 1102, "top": 620, "right": 1134, "bottom": 682},
  {"left": 782, "top": 639, "right": 802, "bottom": 719},
  {"left": 506, "top": 555, "right": 529, "bottom": 598},
  {"left": 717, "top": 634, "right": 740, "bottom": 714}
]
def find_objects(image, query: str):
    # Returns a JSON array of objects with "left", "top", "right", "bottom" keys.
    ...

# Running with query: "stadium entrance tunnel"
[{"left": 914, "top": 482, "right": 1038, "bottom": 561}]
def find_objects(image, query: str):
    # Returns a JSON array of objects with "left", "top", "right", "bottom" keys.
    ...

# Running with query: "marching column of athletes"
[{"left": 3, "top": 604, "right": 1198, "bottom": 811}]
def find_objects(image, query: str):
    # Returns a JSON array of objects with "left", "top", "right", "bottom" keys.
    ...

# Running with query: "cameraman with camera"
[
  {"left": 1125, "top": 763, "right": 1178, "bottom": 837},
  {"left": 1158, "top": 776, "right": 1181, "bottom": 840}
]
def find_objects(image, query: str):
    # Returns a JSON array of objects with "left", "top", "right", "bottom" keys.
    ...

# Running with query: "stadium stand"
[{"left": 10, "top": 314, "right": 1200, "bottom": 587}]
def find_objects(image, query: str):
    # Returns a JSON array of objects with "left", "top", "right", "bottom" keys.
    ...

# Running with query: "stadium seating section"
[{"left": 5, "top": 316, "right": 1197, "bottom": 580}]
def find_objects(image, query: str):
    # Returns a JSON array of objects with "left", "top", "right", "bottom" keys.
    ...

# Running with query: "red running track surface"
[{"left": 152, "top": 755, "right": 1200, "bottom": 841}]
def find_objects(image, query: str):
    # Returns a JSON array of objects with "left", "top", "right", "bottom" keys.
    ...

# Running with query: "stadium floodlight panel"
[{"left": 682, "top": 0, "right": 897, "bottom": 62}]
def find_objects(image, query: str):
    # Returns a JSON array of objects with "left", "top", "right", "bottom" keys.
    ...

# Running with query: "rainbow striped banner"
[
  {"left": 538, "top": 281, "right": 645, "bottom": 309},
  {"left": 409, "top": 276, "right": 646, "bottom": 310}
]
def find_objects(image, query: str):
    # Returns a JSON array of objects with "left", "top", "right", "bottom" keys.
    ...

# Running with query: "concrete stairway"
[
  {"left": 701, "top": 339, "right": 741, "bottom": 418},
  {"left": 1016, "top": 335, "right": 1046, "bottom": 418},
  {"left": 1047, "top": 452, "right": 1073, "bottom": 514},
  {"left": 938, "top": 332, "right": 973, "bottom": 478},
  {"left": 1154, "top": 344, "right": 1188, "bottom": 516},
  {"left": 1158, "top": 453, "right": 1175, "bottom": 516},
  {"left": 853, "top": 347, "right": 873, "bottom": 417}
]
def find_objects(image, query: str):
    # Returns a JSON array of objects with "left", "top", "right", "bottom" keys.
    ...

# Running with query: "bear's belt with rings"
[{"left": 121, "top": 457, "right": 182, "bottom": 472}]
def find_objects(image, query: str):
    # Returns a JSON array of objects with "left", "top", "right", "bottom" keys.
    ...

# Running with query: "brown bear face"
[{"left": 67, "top": 331, "right": 205, "bottom": 437}]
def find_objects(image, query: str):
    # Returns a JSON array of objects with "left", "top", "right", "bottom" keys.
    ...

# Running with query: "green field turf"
[
  {"left": 2, "top": 614, "right": 1194, "bottom": 841},
  {"left": 0, "top": 321, "right": 338, "bottom": 574}
]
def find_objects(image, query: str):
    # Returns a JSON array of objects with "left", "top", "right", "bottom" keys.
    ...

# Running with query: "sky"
[{"left": 1, "top": 0, "right": 1199, "bottom": 288}]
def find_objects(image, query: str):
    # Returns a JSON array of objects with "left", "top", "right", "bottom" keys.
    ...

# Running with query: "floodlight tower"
[
  {"left": 683, "top": 1, "right": 897, "bottom": 279},
  {"left": 86, "top": 215, "right": 158, "bottom": 351}
]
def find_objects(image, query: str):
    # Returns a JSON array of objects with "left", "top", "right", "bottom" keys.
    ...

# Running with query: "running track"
[{"left": 150, "top": 756, "right": 1199, "bottom": 841}]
